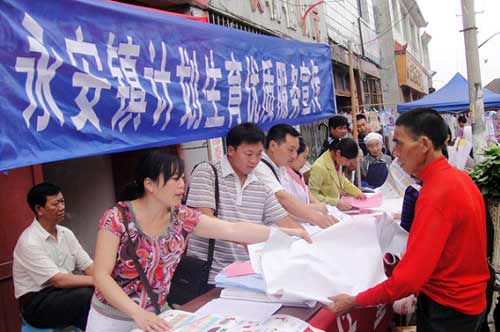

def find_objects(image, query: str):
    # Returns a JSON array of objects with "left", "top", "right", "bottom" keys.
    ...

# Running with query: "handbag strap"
[
  {"left": 261, "top": 158, "right": 281, "bottom": 183},
  {"left": 116, "top": 204, "right": 161, "bottom": 314},
  {"left": 187, "top": 162, "right": 219, "bottom": 269}
]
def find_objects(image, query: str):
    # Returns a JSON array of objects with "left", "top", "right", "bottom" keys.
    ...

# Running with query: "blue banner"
[{"left": 0, "top": 0, "right": 335, "bottom": 171}]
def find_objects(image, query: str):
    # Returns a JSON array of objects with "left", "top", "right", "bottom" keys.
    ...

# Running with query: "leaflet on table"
[
  {"left": 130, "top": 309, "right": 324, "bottom": 332},
  {"left": 226, "top": 261, "right": 256, "bottom": 278},
  {"left": 339, "top": 192, "right": 384, "bottom": 209}
]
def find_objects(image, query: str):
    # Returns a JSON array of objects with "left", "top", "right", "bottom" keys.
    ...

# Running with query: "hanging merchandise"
[
  {"left": 442, "top": 113, "right": 458, "bottom": 141},
  {"left": 367, "top": 109, "right": 382, "bottom": 133},
  {"left": 486, "top": 111, "right": 499, "bottom": 143}
]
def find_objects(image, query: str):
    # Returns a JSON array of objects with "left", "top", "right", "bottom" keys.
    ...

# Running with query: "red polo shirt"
[{"left": 356, "top": 157, "right": 489, "bottom": 315}]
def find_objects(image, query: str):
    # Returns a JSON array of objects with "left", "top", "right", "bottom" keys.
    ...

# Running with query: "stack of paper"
[
  {"left": 215, "top": 267, "right": 266, "bottom": 293},
  {"left": 195, "top": 298, "right": 282, "bottom": 321},
  {"left": 220, "top": 288, "right": 316, "bottom": 308},
  {"left": 215, "top": 260, "right": 317, "bottom": 307}
]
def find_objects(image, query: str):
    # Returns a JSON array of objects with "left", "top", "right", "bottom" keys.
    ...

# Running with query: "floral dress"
[{"left": 94, "top": 201, "right": 200, "bottom": 312}]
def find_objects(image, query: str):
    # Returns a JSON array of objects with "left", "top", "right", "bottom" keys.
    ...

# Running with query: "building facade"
[
  {"left": 374, "top": 0, "right": 433, "bottom": 110},
  {"left": 325, "top": 0, "right": 383, "bottom": 114}
]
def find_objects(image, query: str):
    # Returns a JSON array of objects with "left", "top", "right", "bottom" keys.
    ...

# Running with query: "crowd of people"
[{"left": 11, "top": 108, "right": 491, "bottom": 332}]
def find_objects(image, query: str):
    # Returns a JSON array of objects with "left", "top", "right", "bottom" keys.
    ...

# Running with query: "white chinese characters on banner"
[
  {"left": 177, "top": 47, "right": 202, "bottom": 129},
  {"left": 15, "top": 13, "right": 64, "bottom": 132},
  {"left": 261, "top": 59, "right": 275, "bottom": 122},
  {"left": 144, "top": 41, "right": 174, "bottom": 131},
  {"left": 289, "top": 64, "right": 301, "bottom": 118},
  {"left": 225, "top": 52, "right": 242, "bottom": 127},
  {"left": 13, "top": 13, "right": 325, "bottom": 134},
  {"left": 65, "top": 26, "right": 111, "bottom": 132},
  {"left": 310, "top": 59, "right": 321, "bottom": 113},
  {"left": 276, "top": 61, "right": 288, "bottom": 120},
  {"left": 203, "top": 50, "right": 223, "bottom": 128},
  {"left": 245, "top": 55, "right": 260, "bottom": 123},
  {"left": 300, "top": 61, "right": 312, "bottom": 115},
  {"left": 108, "top": 34, "right": 147, "bottom": 132}
]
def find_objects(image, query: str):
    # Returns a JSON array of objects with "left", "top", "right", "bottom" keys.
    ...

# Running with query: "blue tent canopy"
[{"left": 397, "top": 73, "right": 500, "bottom": 113}]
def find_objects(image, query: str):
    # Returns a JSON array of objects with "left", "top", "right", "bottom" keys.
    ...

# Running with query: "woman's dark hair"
[
  {"left": 227, "top": 123, "right": 265, "bottom": 148},
  {"left": 328, "top": 137, "right": 359, "bottom": 159},
  {"left": 27, "top": 182, "right": 62, "bottom": 213},
  {"left": 120, "top": 150, "right": 184, "bottom": 201},
  {"left": 458, "top": 115, "right": 467, "bottom": 124},
  {"left": 396, "top": 108, "right": 447, "bottom": 150},
  {"left": 297, "top": 136, "right": 307, "bottom": 155}
]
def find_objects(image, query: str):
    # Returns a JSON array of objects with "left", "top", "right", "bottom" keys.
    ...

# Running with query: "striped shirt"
[{"left": 186, "top": 155, "right": 287, "bottom": 284}]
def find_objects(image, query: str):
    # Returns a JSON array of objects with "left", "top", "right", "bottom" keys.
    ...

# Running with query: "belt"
[{"left": 18, "top": 292, "right": 35, "bottom": 309}]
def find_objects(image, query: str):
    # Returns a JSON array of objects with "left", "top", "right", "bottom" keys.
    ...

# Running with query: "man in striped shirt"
[{"left": 186, "top": 123, "right": 298, "bottom": 285}]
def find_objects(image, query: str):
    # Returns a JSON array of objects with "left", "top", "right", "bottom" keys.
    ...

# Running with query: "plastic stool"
[{"left": 21, "top": 322, "right": 57, "bottom": 332}]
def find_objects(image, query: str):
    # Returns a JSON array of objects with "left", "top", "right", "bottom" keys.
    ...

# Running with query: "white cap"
[{"left": 364, "top": 132, "right": 383, "bottom": 145}]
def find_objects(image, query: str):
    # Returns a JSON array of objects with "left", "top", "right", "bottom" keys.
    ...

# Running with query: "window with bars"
[
  {"left": 207, "top": 11, "right": 272, "bottom": 36},
  {"left": 363, "top": 77, "right": 383, "bottom": 109}
]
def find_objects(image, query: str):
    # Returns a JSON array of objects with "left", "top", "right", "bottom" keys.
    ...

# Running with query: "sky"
[{"left": 418, "top": 0, "right": 500, "bottom": 89}]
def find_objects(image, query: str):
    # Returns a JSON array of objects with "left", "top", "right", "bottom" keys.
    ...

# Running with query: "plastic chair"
[
  {"left": 21, "top": 322, "right": 56, "bottom": 332},
  {"left": 21, "top": 321, "right": 81, "bottom": 332}
]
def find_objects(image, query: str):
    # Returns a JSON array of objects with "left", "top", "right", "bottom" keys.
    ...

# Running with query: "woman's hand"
[
  {"left": 281, "top": 227, "right": 314, "bottom": 243},
  {"left": 336, "top": 200, "right": 352, "bottom": 211},
  {"left": 131, "top": 307, "right": 171, "bottom": 332},
  {"left": 356, "top": 193, "right": 367, "bottom": 200}
]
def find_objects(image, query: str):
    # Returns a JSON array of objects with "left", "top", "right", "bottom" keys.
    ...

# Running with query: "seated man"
[
  {"left": 186, "top": 123, "right": 298, "bottom": 286},
  {"left": 13, "top": 182, "right": 94, "bottom": 330}
]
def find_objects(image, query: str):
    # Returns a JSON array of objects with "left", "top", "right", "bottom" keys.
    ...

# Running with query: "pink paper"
[
  {"left": 340, "top": 192, "right": 383, "bottom": 209},
  {"left": 226, "top": 261, "right": 256, "bottom": 278}
]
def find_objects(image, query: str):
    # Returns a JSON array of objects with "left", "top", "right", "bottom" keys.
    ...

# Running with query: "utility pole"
[
  {"left": 348, "top": 41, "right": 362, "bottom": 188},
  {"left": 461, "top": 0, "right": 487, "bottom": 162}
]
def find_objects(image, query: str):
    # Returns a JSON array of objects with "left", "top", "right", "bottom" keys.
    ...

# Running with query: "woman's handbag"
[{"left": 166, "top": 162, "right": 219, "bottom": 306}]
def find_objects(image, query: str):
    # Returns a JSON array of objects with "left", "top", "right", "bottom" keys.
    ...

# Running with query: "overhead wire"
[{"left": 352, "top": 1, "right": 419, "bottom": 47}]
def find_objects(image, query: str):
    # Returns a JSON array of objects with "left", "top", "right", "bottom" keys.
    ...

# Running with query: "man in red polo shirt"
[{"left": 328, "top": 108, "right": 489, "bottom": 331}]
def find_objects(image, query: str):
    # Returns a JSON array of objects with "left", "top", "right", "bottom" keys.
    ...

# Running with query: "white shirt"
[
  {"left": 220, "top": 155, "right": 259, "bottom": 205},
  {"left": 13, "top": 219, "right": 93, "bottom": 298},
  {"left": 254, "top": 152, "right": 286, "bottom": 194}
]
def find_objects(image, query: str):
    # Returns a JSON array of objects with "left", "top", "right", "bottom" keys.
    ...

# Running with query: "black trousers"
[
  {"left": 21, "top": 286, "right": 94, "bottom": 330},
  {"left": 416, "top": 292, "right": 485, "bottom": 332}
]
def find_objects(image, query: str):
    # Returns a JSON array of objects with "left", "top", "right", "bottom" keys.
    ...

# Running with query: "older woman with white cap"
[{"left": 360, "top": 132, "right": 393, "bottom": 188}]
